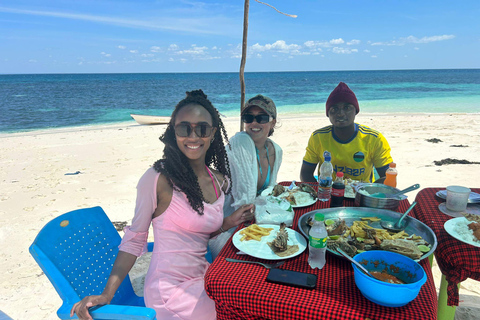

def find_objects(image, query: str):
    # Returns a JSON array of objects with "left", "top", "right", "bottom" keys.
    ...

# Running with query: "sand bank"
[{"left": 0, "top": 113, "right": 479, "bottom": 319}]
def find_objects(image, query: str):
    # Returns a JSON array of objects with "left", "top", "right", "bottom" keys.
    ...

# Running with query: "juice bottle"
[{"left": 384, "top": 163, "right": 397, "bottom": 188}]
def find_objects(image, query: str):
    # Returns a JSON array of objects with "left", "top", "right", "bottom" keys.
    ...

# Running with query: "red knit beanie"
[{"left": 325, "top": 82, "right": 359, "bottom": 116}]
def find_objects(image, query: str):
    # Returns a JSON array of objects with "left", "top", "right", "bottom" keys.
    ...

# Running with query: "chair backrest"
[{"left": 29, "top": 206, "right": 144, "bottom": 307}]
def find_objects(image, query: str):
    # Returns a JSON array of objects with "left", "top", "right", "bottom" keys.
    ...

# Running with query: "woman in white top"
[{"left": 209, "top": 94, "right": 283, "bottom": 259}]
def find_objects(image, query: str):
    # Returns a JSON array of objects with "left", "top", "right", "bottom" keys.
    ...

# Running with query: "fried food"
[
  {"left": 272, "top": 184, "right": 285, "bottom": 197},
  {"left": 239, "top": 224, "right": 273, "bottom": 241},
  {"left": 468, "top": 221, "right": 480, "bottom": 241},
  {"left": 267, "top": 223, "right": 299, "bottom": 256},
  {"left": 462, "top": 213, "right": 480, "bottom": 223},
  {"left": 269, "top": 223, "right": 289, "bottom": 251},
  {"left": 380, "top": 239, "right": 423, "bottom": 260}
]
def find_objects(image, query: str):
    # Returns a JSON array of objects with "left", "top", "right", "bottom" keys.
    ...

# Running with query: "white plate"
[
  {"left": 232, "top": 224, "right": 307, "bottom": 260},
  {"left": 438, "top": 203, "right": 480, "bottom": 218},
  {"left": 261, "top": 186, "right": 317, "bottom": 208},
  {"left": 444, "top": 217, "right": 480, "bottom": 248},
  {"left": 436, "top": 190, "right": 480, "bottom": 203}
]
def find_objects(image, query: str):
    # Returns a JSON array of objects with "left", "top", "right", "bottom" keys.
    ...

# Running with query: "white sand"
[{"left": 0, "top": 113, "right": 479, "bottom": 319}]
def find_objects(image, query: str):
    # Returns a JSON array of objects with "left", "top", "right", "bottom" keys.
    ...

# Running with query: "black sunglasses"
[
  {"left": 241, "top": 114, "right": 272, "bottom": 124},
  {"left": 174, "top": 122, "right": 214, "bottom": 138}
]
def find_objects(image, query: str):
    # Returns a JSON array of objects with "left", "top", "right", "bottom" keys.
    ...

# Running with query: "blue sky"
[{"left": 1, "top": 0, "right": 479, "bottom": 74}]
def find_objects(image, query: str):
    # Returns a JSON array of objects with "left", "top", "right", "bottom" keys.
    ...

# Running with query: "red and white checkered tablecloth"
[
  {"left": 414, "top": 187, "right": 480, "bottom": 306},
  {"left": 205, "top": 182, "right": 437, "bottom": 320}
]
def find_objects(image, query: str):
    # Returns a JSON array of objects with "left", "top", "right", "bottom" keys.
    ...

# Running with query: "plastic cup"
[{"left": 446, "top": 186, "right": 471, "bottom": 212}]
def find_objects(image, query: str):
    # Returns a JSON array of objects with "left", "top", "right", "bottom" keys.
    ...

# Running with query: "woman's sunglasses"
[
  {"left": 241, "top": 114, "right": 272, "bottom": 124},
  {"left": 174, "top": 122, "right": 214, "bottom": 138}
]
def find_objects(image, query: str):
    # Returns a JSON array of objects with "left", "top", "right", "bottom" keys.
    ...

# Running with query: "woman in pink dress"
[{"left": 71, "top": 90, "right": 255, "bottom": 320}]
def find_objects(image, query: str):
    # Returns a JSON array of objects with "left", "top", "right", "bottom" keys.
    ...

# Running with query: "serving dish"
[
  {"left": 297, "top": 207, "right": 437, "bottom": 262},
  {"left": 354, "top": 183, "right": 407, "bottom": 211}
]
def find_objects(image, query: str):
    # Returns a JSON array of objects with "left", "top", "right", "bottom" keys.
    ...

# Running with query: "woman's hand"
[
  {"left": 70, "top": 294, "right": 111, "bottom": 320},
  {"left": 225, "top": 204, "right": 255, "bottom": 230}
]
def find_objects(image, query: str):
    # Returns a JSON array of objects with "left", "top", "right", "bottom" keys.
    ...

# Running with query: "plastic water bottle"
[
  {"left": 308, "top": 213, "right": 327, "bottom": 269},
  {"left": 384, "top": 163, "right": 397, "bottom": 188},
  {"left": 330, "top": 172, "right": 345, "bottom": 207},
  {"left": 318, "top": 151, "right": 333, "bottom": 201}
]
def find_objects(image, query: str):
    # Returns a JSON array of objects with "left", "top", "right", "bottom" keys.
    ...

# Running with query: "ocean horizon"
[{"left": 1, "top": 69, "right": 479, "bottom": 133}]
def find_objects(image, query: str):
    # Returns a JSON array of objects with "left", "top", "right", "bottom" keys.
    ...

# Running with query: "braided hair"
[{"left": 153, "top": 89, "right": 231, "bottom": 215}]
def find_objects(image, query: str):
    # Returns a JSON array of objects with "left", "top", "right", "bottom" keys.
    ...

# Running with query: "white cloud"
[
  {"left": 168, "top": 44, "right": 179, "bottom": 51},
  {"left": 117, "top": 45, "right": 126, "bottom": 49},
  {"left": 371, "top": 34, "right": 455, "bottom": 46},
  {"left": 347, "top": 39, "right": 360, "bottom": 45},
  {"left": 129, "top": 50, "right": 138, "bottom": 53},
  {"left": 250, "top": 40, "right": 301, "bottom": 54},
  {"left": 330, "top": 38, "right": 345, "bottom": 45},
  {"left": 364, "top": 49, "right": 370, "bottom": 53},
  {"left": 101, "top": 52, "right": 111, "bottom": 57},
  {"left": 212, "top": 46, "right": 218, "bottom": 50},
  {"left": 332, "top": 47, "right": 358, "bottom": 54},
  {"left": 141, "top": 53, "right": 154, "bottom": 57},
  {"left": 176, "top": 45, "right": 208, "bottom": 55},
  {"left": 150, "top": 46, "right": 162, "bottom": 52},
  {"left": 371, "top": 55, "right": 377, "bottom": 58}
]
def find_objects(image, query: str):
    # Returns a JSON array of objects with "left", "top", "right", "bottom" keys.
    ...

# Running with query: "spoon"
[
  {"left": 380, "top": 201, "right": 417, "bottom": 232},
  {"left": 370, "top": 183, "right": 420, "bottom": 199},
  {"left": 336, "top": 248, "right": 375, "bottom": 278}
]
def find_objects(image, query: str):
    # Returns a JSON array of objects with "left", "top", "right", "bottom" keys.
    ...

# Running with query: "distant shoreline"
[
  {"left": 2, "top": 67, "right": 480, "bottom": 76},
  {"left": 2, "top": 112, "right": 479, "bottom": 137}
]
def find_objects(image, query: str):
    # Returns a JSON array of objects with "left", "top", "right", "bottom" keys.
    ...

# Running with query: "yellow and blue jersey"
[{"left": 303, "top": 123, "right": 392, "bottom": 182}]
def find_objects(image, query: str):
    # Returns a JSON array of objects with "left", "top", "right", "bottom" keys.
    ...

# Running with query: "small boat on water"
[{"left": 130, "top": 114, "right": 170, "bottom": 125}]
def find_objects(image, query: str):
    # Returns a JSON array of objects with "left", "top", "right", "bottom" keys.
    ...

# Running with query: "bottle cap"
[
  {"left": 323, "top": 150, "right": 331, "bottom": 162},
  {"left": 336, "top": 172, "right": 344, "bottom": 177},
  {"left": 314, "top": 213, "right": 325, "bottom": 221},
  {"left": 389, "top": 162, "right": 396, "bottom": 168}
]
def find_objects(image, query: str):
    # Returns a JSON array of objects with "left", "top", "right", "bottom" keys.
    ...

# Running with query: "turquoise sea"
[{"left": 0, "top": 69, "right": 479, "bottom": 133}]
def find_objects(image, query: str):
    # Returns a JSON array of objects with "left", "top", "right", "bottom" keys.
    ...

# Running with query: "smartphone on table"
[{"left": 266, "top": 268, "right": 317, "bottom": 289}]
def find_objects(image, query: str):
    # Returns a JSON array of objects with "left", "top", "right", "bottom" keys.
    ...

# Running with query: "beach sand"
[{"left": 1, "top": 113, "right": 479, "bottom": 319}]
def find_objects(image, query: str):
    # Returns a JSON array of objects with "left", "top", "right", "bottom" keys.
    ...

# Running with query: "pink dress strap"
[{"left": 205, "top": 165, "right": 219, "bottom": 199}]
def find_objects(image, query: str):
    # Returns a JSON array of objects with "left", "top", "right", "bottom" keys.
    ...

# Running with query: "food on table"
[
  {"left": 462, "top": 212, "right": 480, "bottom": 223},
  {"left": 272, "top": 184, "right": 286, "bottom": 197},
  {"left": 370, "top": 271, "right": 406, "bottom": 284},
  {"left": 307, "top": 216, "right": 431, "bottom": 259},
  {"left": 267, "top": 223, "right": 299, "bottom": 257},
  {"left": 325, "top": 218, "right": 347, "bottom": 235},
  {"left": 468, "top": 222, "right": 480, "bottom": 241},
  {"left": 344, "top": 178, "right": 363, "bottom": 198},
  {"left": 239, "top": 224, "right": 273, "bottom": 241},
  {"left": 266, "top": 183, "right": 317, "bottom": 206},
  {"left": 380, "top": 239, "right": 423, "bottom": 260},
  {"left": 297, "top": 183, "right": 317, "bottom": 198}
]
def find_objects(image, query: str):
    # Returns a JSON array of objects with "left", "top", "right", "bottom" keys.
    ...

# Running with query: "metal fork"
[{"left": 225, "top": 258, "right": 285, "bottom": 269}]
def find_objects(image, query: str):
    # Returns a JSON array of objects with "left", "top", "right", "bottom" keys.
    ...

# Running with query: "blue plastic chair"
[{"left": 29, "top": 206, "right": 156, "bottom": 320}]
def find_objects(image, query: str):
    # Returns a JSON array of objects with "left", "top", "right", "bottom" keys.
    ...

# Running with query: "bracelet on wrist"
[{"left": 219, "top": 226, "right": 227, "bottom": 233}]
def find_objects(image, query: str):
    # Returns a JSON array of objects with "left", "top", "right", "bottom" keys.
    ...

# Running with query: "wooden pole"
[{"left": 239, "top": 0, "right": 249, "bottom": 132}]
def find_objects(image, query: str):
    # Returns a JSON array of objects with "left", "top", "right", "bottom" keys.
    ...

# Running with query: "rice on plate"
[{"left": 454, "top": 219, "right": 479, "bottom": 243}]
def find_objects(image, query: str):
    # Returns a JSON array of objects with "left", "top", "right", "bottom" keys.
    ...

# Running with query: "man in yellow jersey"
[{"left": 300, "top": 82, "right": 393, "bottom": 183}]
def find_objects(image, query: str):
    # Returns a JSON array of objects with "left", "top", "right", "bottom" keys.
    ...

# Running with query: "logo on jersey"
[{"left": 353, "top": 152, "right": 365, "bottom": 163}]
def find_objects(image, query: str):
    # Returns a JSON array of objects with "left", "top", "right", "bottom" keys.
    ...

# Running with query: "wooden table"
[
  {"left": 414, "top": 187, "right": 480, "bottom": 320},
  {"left": 204, "top": 182, "right": 437, "bottom": 320}
]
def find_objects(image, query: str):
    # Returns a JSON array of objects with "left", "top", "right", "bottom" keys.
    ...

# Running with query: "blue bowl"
[{"left": 352, "top": 250, "right": 427, "bottom": 307}]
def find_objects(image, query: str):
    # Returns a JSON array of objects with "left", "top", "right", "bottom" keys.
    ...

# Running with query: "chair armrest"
[{"left": 57, "top": 302, "right": 156, "bottom": 320}]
